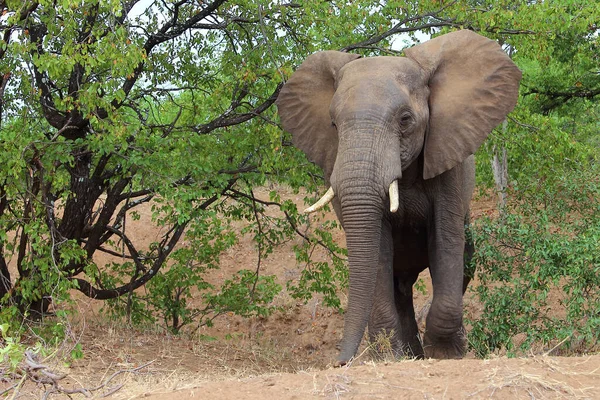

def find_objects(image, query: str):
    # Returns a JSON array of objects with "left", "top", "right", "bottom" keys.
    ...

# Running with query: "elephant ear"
[
  {"left": 405, "top": 30, "right": 522, "bottom": 180},
  {"left": 276, "top": 51, "right": 360, "bottom": 179}
]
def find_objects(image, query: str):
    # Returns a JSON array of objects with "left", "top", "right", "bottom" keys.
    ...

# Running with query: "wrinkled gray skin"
[{"left": 276, "top": 30, "right": 521, "bottom": 365}]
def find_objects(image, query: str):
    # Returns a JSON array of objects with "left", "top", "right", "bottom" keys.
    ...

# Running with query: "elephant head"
[{"left": 276, "top": 30, "right": 521, "bottom": 364}]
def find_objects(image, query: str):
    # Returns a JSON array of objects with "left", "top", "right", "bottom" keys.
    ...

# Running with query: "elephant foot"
[
  {"left": 335, "top": 341, "right": 359, "bottom": 367},
  {"left": 401, "top": 341, "right": 425, "bottom": 359},
  {"left": 366, "top": 333, "right": 425, "bottom": 361},
  {"left": 335, "top": 351, "right": 357, "bottom": 367},
  {"left": 334, "top": 358, "right": 349, "bottom": 367},
  {"left": 422, "top": 327, "right": 466, "bottom": 359}
]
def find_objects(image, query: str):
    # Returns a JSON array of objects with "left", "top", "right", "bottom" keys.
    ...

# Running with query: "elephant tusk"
[
  {"left": 389, "top": 180, "right": 399, "bottom": 213},
  {"left": 303, "top": 187, "right": 335, "bottom": 214}
]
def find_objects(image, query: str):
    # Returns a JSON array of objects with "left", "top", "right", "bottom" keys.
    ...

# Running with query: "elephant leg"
[
  {"left": 367, "top": 222, "right": 402, "bottom": 358},
  {"left": 423, "top": 272, "right": 467, "bottom": 358},
  {"left": 394, "top": 274, "right": 424, "bottom": 358},
  {"left": 422, "top": 214, "right": 467, "bottom": 359}
]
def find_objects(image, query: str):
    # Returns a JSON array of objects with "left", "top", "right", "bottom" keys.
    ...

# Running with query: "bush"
[{"left": 468, "top": 120, "right": 600, "bottom": 357}]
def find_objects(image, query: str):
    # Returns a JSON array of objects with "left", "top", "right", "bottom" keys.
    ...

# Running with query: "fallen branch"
[{"left": 1, "top": 350, "right": 155, "bottom": 399}]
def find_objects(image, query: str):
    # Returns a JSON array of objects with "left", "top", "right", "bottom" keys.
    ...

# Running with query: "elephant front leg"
[
  {"left": 367, "top": 222, "right": 404, "bottom": 359},
  {"left": 423, "top": 213, "right": 468, "bottom": 359},
  {"left": 394, "top": 275, "right": 424, "bottom": 358}
]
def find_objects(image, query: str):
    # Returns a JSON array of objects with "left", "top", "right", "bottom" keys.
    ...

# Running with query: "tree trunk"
[
  {"left": 0, "top": 185, "right": 10, "bottom": 300},
  {"left": 0, "top": 254, "right": 10, "bottom": 301},
  {"left": 492, "top": 120, "right": 509, "bottom": 213}
]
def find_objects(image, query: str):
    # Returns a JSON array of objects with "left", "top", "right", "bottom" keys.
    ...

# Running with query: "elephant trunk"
[
  {"left": 337, "top": 201, "right": 382, "bottom": 364},
  {"left": 331, "top": 123, "right": 402, "bottom": 365},
  {"left": 333, "top": 147, "right": 387, "bottom": 364}
]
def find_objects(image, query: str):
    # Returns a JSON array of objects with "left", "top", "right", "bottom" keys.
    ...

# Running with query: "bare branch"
[
  {"left": 105, "top": 225, "right": 146, "bottom": 270},
  {"left": 72, "top": 176, "right": 238, "bottom": 299},
  {"left": 118, "top": 0, "right": 228, "bottom": 102},
  {"left": 341, "top": 1, "right": 461, "bottom": 52},
  {"left": 226, "top": 188, "right": 347, "bottom": 262},
  {"left": 1, "top": 350, "right": 154, "bottom": 399},
  {"left": 194, "top": 83, "right": 282, "bottom": 134}
]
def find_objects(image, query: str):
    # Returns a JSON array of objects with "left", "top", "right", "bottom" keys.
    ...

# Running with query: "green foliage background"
[{"left": 0, "top": 0, "right": 598, "bottom": 363}]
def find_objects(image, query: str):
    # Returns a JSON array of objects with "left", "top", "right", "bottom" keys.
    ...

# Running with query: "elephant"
[{"left": 276, "top": 30, "right": 521, "bottom": 365}]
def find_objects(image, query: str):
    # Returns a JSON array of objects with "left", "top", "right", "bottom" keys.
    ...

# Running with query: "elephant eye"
[{"left": 398, "top": 112, "right": 414, "bottom": 129}]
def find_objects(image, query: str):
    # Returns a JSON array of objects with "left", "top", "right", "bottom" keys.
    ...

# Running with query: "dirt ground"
[
  {"left": 140, "top": 356, "right": 600, "bottom": 399},
  {"left": 4, "top": 188, "right": 600, "bottom": 399}
]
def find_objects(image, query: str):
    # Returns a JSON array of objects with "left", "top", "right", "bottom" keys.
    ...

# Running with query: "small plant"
[
  {"left": 366, "top": 330, "right": 397, "bottom": 362},
  {"left": 414, "top": 278, "right": 428, "bottom": 296},
  {"left": 0, "top": 323, "right": 28, "bottom": 370},
  {"left": 468, "top": 208, "right": 600, "bottom": 357}
]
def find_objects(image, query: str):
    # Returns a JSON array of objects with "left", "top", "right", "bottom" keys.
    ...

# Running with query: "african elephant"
[{"left": 276, "top": 30, "right": 521, "bottom": 365}]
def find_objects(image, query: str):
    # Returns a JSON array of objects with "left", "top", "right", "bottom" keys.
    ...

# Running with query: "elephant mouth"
[{"left": 303, "top": 180, "right": 400, "bottom": 214}]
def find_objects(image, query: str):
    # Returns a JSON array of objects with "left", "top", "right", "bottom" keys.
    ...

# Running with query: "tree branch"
[
  {"left": 226, "top": 188, "right": 346, "bottom": 262},
  {"left": 117, "top": 0, "right": 228, "bottom": 103},
  {"left": 28, "top": 23, "right": 67, "bottom": 130},
  {"left": 194, "top": 83, "right": 282, "bottom": 134},
  {"left": 526, "top": 87, "right": 600, "bottom": 101},
  {"left": 340, "top": 1, "right": 460, "bottom": 52},
  {"left": 72, "top": 176, "right": 238, "bottom": 299}
]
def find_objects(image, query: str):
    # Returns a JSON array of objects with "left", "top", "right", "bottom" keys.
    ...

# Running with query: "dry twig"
[{"left": 1, "top": 350, "right": 154, "bottom": 399}]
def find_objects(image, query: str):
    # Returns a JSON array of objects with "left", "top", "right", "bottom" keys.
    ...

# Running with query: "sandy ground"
[{"left": 139, "top": 356, "right": 600, "bottom": 400}]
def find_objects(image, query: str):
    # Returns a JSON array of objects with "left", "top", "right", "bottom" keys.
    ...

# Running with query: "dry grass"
[
  {"left": 472, "top": 369, "right": 588, "bottom": 399},
  {"left": 317, "top": 373, "right": 352, "bottom": 399},
  {"left": 543, "top": 356, "right": 600, "bottom": 375},
  {"left": 466, "top": 356, "right": 600, "bottom": 399}
]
